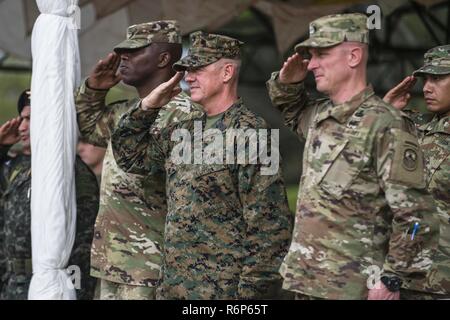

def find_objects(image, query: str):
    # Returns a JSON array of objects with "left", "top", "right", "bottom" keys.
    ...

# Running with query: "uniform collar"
[
  {"left": 420, "top": 114, "right": 450, "bottom": 135},
  {"left": 205, "top": 98, "right": 243, "bottom": 128},
  {"left": 316, "top": 85, "right": 375, "bottom": 125}
]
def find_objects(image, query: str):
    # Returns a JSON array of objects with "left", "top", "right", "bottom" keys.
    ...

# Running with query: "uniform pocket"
[
  {"left": 319, "top": 139, "right": 365, "bottom": 200},
  {"left": 192, "top": 164, "right": 236, "bottom": 203}
]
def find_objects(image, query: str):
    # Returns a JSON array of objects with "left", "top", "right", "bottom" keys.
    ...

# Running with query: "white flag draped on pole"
[{"left": 28, "top": 0, "right": 80, "bottom": 300}]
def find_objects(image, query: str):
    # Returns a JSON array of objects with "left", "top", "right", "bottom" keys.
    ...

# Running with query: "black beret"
[{"left": 17, "top": 89, "right": 31, "bottom": 115}]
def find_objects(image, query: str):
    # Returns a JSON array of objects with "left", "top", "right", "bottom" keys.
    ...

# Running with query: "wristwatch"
[{"left": 380, "top": 275, "right": 403, "bottom": 292}]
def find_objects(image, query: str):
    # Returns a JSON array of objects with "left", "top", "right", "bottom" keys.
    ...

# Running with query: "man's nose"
[
  {"left": 18, "top": 120, "right": 27, "bottom": 132},
  {"left": 423, "top": 79, "right": 433, "bottom": 94},
  {"left": 185, "top": 72, "right": 194, "bottom": 82},
  {"left": 307, "top": 57, "right": 317, "bottom": 71}
]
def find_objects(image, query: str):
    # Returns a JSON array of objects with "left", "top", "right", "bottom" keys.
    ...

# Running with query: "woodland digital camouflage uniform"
[
  {"left": 112, "top": 99, "right": 292, "bottom": 300},
  {"left": 401, "top": 45, "right": 450, "bottom": 298},
  {"left": 266, "top": 13, "right": 439, "bottom": 300},
  {"left": 173, "top": 31, "right": 243, "bottom": 71},
  {"left": 75, "top": 20, "right": 203, "bottom": 297},
  {"left": 0, "top": 146, "right": 99, "bottom": 300},
  {"left": 111, "top": 31, "right": 292, "bottom": 300}
]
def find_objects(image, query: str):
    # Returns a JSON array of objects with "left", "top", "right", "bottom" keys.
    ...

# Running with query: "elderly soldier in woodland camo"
[
  {"left": 266, "top": 13, "right": 439, "bottom": 300},
  {"left": 384, "top": 45, "right": 450, "bottom": 299},
  {"left": 112, "top": 31, "right": 292, "bottom": 299},
  {"left": 75, "top": 20, "right": 202, "bottom": 299},
  {"left": 0, "top": 90, "right": 99, "bottom": 300}
]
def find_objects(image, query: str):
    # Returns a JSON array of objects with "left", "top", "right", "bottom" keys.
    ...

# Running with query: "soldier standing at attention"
[
  {"left": 0, "top": 90, "right": 99, "bottom": 300},
  {"left": 112, "top": 31, "right": 292, "bottom": 299},
  {"left": 266, "top": 13, "right": 438, "bottom": 300},
  {"left": 75, "top": 21, "right": 202, "bottom": 300},
  {"left": 384, "top": 45, "right": 450, "bottom": 299}
]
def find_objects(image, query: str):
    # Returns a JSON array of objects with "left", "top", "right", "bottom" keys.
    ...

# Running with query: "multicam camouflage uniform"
[
  {"left": 0, "top": 146, "right": 99, "bottom": 300},
  {"left": 112, "top": 32, "right": 293, "bottom": 300},
  {"left": 400, "top": 45, "right": 450, "bottom": 298},
  {"left": 267, "top": 13, "right": 439, "bottom": 300},
  {"left": 75, "top": 20, "right": 203, "bottom": 299}
]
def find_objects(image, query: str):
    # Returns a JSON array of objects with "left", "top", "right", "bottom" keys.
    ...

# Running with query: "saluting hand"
[
  {"left": 141, "top": 72, "right": 183, "bottom": 110},
  {"left": 383, "top": 76, "right": 416, "bottom": 110},
  {"left": 0, "top": 117, "right": 21, "bottom": 146},
  {"left": 279, "top": 53, "right": 310, "bottom": 84},
  {"left": 87, "top": 52, "right": 122, "bottom": 90}
]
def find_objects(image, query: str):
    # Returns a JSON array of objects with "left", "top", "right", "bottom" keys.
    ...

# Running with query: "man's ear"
[
  {"left": 158, "top": 52, "right": 171, "bottom": 68},
  {"left": 348, "top": 46, "right": 363, "bottom": 68},
  {"left": 223, "top": 63, "right": 235, "bottom": 83}
]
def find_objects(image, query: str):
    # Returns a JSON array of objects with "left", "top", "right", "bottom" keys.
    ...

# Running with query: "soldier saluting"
[
  {"left": 384, "top": 45, "right": 450, "bottom": 299},
  {"left": 266, "top": 13, "right": 438, "bottom": 300},
  {"left": 112, "top": 31, "right": 292, "bottom": 299}
]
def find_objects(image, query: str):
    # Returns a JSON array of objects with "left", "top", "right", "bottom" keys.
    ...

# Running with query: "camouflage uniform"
[
  {"left": 0, "top": 146, "right": 9, "bottom": 295},
  {"left": 267, "top": 14, "right": 439, "bottom": 300},
  {"left": 0, "top": 146, "right": 99, "bottom": 300},
  {"left": 172, "top": 31, "right": 243, "bottom": 71},
  {"left": 112, "top": 32, "right": 293, "bottom": 300},
  {"left": 400, "top": 45, "right": 450, "bottom": 298},
  {"left": 75, "top": 21, "right": 203, "bottom": 299}
]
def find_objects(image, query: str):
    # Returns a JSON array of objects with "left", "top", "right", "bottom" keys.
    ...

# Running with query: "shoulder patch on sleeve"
[{"left": 389, "top": 129, "right": 426, "bottom": 188}]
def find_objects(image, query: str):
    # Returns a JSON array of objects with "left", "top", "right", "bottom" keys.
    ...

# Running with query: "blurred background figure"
[
  {"left": 0, "top": 89, "right": 99, "bottom": 300},
  {"left": 77, "top": 139, "right": 106, "bottom": 184}
]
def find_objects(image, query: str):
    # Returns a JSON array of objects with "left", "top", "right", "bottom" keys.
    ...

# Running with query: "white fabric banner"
[{"left": 28, "top": 0, "right": 80, "bottom": 300}]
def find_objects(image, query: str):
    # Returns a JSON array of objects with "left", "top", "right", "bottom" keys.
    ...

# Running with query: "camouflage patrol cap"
[
  {"left": 294, "top": 13, "right": 369, "bottom": 52},
  {"left": 413, "top": 45, "right": 450, "bottom": 77},
  {"left": 113, "top": 20, "right": 182, "bottom": 52},
  {"left": 173, "top": 31, "right": 243, "bottom": 71}
]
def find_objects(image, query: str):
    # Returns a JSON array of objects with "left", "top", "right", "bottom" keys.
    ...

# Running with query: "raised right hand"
[
  {"left": 87, "top": 52, "right": 122, "bottom": 90},
  {"left": 383, "top": 76, "right": 416, "bottom": 110},
  {"left": 0, "top": 117, "right": 21, "bottom": 146},
  {"left": 279, "top": 53, "right": 310, "bottom": 84},
  {"left": 141, "top": 72, "right": 184, "bottom": 110}
]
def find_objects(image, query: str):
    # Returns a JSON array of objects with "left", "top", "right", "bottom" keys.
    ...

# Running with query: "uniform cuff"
[
  {"left": 79, "top": 78, "right": 109, "bottom": 99},
  {"left": 268, "top": 71, "right": 304, "bottom": 95},
  {"left": 128, "top": 102, "right": 160, "bottom": 123}
]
